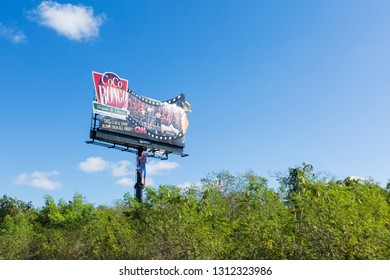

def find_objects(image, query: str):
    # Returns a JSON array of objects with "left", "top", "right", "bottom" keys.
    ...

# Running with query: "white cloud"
[
  {"left": 116, "top": 177, "right": 134, "bottom": 187},
  {"left": 79, "top": 157, "right": 110, "bottom": 173},
  {"left": 147, "top": 160, "right": 180, "bottom": 176},
  {"left": 15, "top": 171, "right": 62, "bottom": 190},
  {"left": 178, "top": 181, "right": 202, "bottom": 190},
  {"left": 79, "top": 157, "right": 133, "bottom": 175},
  {"left": 0, "top": 23, "right": 27, "bottom": 43},
  {"left": 79, "top": 157, "right": 178, "bottom": 188},
  {"left": 28, "top": 1, "right": 106, "bottom": 41},
  {"left": 111, "top": 160, "right": 132, "bottom": 177},
  {"left": 144, "top": 177, "right": 155, "bottom": 187},
  {"left": 79, "top": 158, "right": 178, "bottom": 177}
]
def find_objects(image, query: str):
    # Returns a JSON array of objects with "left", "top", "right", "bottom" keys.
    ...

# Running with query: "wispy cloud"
[
  {"left": 178, "top": 181, "right": 202, "bottom": 190},
  {"left": 79, "top": 157, "right": 132, "bottom": 176},
  {"left": 28, "top": 1, "right": 106, "bottom": 41},
  {"left": 79, "top": 157, "right": 179, "bottom": 187},
  {"left": 15, "top": 171, "right": 62, "bottom": 190},
  {"left": 147, "top": 160, "right": 180, "bottom": 176},
  {"left": 116, "top": 177, "right": 134, "bottom": 187},
  {"left": 79, "top": 157, "right": 110, "bottom": 173},
  {"left": 111, "top": 160, "right": 132, "bottom": 177},
  {"left": 0, "top": 22, "right": 27, "bottom": 43}
]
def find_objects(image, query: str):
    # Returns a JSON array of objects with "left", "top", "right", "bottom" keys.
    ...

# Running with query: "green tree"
[
  {"left": 0, "top": 195, "right": 35, "bottom": 259},
  {"left": 278, "top": 164, "right": 390, "bottom": 259},
  {"left": 0, "top": 165, "right": 388, "bottom": 260},
  {"left": 34, "top": 194, "right": 97, "bottom": 259},
  {"left": 228, "top": 170, "right": 293, "bottom": 259},
  {"left": 0, "top": 213, "right": 34, "bottom": 259}
]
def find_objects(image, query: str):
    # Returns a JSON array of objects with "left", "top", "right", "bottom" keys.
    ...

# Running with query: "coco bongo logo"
[{"left": 92, "top": 71, "right": 129, "bottom": 109}]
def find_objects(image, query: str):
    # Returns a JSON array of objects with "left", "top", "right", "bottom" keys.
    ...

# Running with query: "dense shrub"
[{"left": 1, "top": 166, "right": 389, "bottom": 259}]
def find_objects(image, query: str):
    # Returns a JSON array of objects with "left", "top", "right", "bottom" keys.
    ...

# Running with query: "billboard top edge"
[{"left": 92, "top": 71, "right": 190, "bottom": 107}]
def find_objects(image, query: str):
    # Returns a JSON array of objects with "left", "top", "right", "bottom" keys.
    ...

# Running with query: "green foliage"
[
  {"left": 33, "top": 194, "right": 97, "bottom": 259},
  {"left": 0, "top": 195, "right": 35, "bottom": 259},
  {"left": 0, "top": 213, "right": 34, "bottom": 259},
  {"left": 0, "top": 165, "right": 389, "bottom": 259},
  {"left": 276, "top": 165, "right": 390, "bottom": 259},
  {"left": 0, "top": 195, "right": 34, "bottom": 222}
]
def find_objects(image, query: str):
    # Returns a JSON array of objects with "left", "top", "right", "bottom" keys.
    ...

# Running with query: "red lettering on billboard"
[
  {"left": 135, "top": 127, "right": 147, "bottom": 134},
  {"left": 92, "top": 71, "right": 129, "bottom": 109}
]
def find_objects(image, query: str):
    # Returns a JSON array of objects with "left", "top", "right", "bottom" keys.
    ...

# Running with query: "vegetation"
[{"left": 1, "top": 164, "right": 389, "bottom": 260}]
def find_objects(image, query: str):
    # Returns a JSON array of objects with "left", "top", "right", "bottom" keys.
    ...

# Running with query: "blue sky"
[{"left": 1, "top": 0, "right": 390, "bottom": 207}]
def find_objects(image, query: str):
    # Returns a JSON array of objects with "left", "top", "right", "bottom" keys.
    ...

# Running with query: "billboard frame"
[
  {"left": 87, "top": 71, "right": 190, "bottom": 159},
  {"left": 86, "top": 71, "right": 190, "bottom": 201}
]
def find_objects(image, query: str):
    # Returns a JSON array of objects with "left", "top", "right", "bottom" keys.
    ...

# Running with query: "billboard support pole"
[{"left": 134, "top": 147, "right": 144, "bottom": 202}]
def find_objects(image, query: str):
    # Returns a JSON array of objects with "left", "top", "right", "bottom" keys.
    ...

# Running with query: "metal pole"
[{"left": 134, "top": 147, "right": 143, "bottom": 201}]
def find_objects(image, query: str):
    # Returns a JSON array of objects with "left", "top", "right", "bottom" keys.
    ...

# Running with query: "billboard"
[{"left": 91, "top": 71, "right": 191, "bottom": 150}]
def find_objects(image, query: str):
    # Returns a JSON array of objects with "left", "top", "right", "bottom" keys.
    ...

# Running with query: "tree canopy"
[{"left": 1, "top": 165, "right": 389, "bottom": 260}]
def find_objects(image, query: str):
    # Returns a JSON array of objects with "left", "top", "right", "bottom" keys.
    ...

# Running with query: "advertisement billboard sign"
[{"left": 91, "top": 71, "right": 190, "bottom": 149}]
